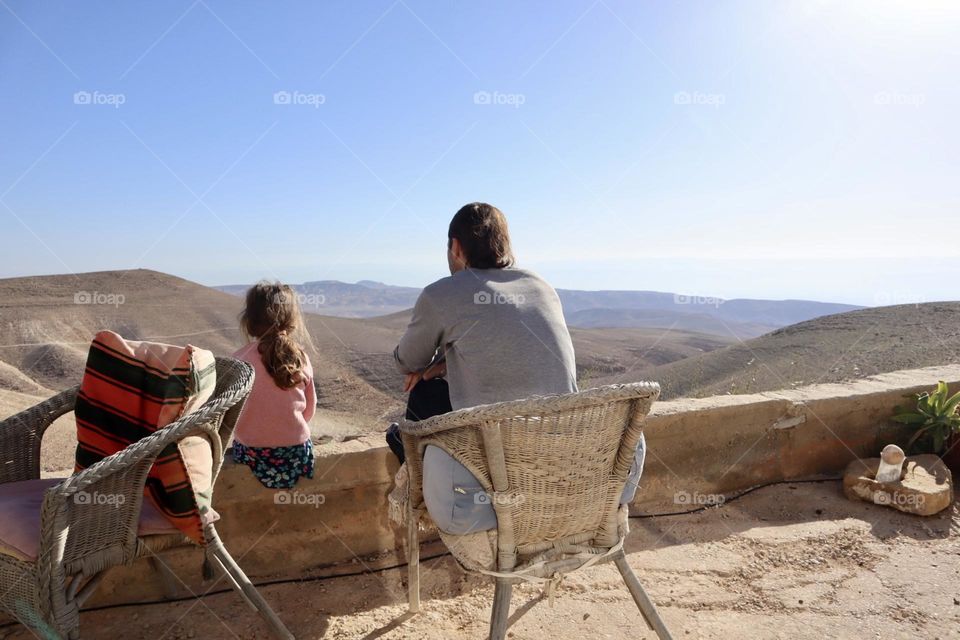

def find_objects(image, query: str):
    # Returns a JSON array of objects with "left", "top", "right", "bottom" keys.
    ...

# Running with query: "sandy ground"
[{"left": 2, "top": 482, "right": 957, "bottom": 640}]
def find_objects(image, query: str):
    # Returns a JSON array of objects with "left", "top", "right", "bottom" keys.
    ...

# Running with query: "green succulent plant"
[{"left": 892, "top": 381, "right": 960, "bottom": 454}]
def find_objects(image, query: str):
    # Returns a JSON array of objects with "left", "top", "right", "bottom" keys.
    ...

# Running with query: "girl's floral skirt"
[{"left": 232, "top": 440, "right": 315, "bottom": 489}]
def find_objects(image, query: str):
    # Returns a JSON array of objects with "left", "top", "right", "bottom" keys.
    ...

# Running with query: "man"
[
  {"left": 394, "top": 201, "right": 578, "bottom": 420},
  {"left": 387, "top": 203, "right": 642, "bottom": 534}
]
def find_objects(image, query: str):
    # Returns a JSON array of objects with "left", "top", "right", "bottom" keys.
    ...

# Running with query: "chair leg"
[
  {"left": 614, "top": 553, "right": 674, "bottom": 640},
  {"left": 407, "top": 516, "right": 420, "bottom": 613},
  {"left": 209, "top": 552, "right": 257, "bottom": 612},
  {"left": 208, "top": 538, "right": 295, "bottom": 640},
  {"left": 489, "top": 579, "right": 513, "bottom": 640}
]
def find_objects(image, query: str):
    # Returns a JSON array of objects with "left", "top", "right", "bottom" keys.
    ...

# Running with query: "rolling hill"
[
  {"left": 0, "top": 270, "right": 398, "bottom": 421},
  {"left": 3, "top": 270, "right": 956, "bottom": 446},
  {"left": 0, "top": 270, "right": 735, "bottom": 437},
  {"left": 594, "top": 302, "right": 960, "bottom": 398}
]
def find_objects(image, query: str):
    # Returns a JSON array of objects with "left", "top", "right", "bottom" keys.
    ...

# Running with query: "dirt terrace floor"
[{"left": 2, "top": 482, "right": 958, "bottom": 640}]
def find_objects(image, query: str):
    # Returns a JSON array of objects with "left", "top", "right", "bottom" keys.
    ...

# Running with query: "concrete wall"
[{"left": 90, "top": 365, "right": 960, "bottom": 606}]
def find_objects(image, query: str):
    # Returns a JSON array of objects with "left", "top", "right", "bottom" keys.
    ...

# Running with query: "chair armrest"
[
  {"left": 397, "top": 382, "right": 661, "bottom": 437},
  {"left": 0, "top": 386, "right": 79, "bottom": 484}
]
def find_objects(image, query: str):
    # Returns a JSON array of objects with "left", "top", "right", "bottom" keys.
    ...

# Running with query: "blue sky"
[{"left": 1, "top": 0, "right": 957, "bottom": 305}]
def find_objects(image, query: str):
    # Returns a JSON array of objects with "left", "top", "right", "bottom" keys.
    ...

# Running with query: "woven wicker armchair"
[
  {"left": 398, "top": 382, "right": 673, "bottom": 640},
  {"left": 0, "top": 357, "right": 294, "bottom": 640}
]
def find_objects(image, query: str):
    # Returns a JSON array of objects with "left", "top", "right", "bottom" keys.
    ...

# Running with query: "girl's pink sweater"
[{"left": 232, "top": 341, "right": 316, "bottom": 448}]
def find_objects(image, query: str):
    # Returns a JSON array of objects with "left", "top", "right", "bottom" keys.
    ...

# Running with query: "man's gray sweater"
[{"left": 395, "top": 267, "right": 578, "bottom": 409}]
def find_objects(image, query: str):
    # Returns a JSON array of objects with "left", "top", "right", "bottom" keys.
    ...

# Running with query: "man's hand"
[
  {"left": 403, "top": 371, "right": 422, "bottom": 393},
  {"left": 403, "top": 360, "right": 447, "bottom": 393},
  {"left": 422, "top": 360, "right": 447, "bottom": 381}
]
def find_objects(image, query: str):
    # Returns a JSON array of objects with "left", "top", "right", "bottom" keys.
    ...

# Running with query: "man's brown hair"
[{"left": 448, "top": 202, "right": 515, "bottom": 270}]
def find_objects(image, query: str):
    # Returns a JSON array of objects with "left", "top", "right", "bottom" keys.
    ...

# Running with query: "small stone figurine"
[{"left": 874, "top": 444, "right": 906, "bottom": 484}]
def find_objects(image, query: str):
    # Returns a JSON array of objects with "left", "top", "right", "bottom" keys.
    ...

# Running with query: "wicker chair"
[
  {"left": 0, "top": 357, "right": 294, "bottom": 640},
  {"left": 398, "top": 382, "right": 673, "bottom": 640}
]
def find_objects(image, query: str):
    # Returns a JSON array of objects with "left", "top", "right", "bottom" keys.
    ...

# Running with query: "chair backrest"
[
  {"left": 49, "top": 357, "right": 253, "bottom": 576},
  {"left": 409, "top": 382, "right": 659, "bottom": 567}
]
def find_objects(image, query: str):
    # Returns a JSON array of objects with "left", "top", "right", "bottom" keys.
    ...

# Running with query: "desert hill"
[
  {"left": 4, "top": 270, "right": 954, "bottom": 437},
  {"left": 0, "top": 270, "right": 735, "bottom": 436},
  {"left": 0, "top": 270, "right": 398, "bottom": 422},
  {"left": 594, "top": 302, "right": 960, "bottom": 399}
]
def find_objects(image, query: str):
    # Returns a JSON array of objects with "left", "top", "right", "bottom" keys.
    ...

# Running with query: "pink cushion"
[{"left": 0, "top": 478, "right": 178, "bottom": 562}]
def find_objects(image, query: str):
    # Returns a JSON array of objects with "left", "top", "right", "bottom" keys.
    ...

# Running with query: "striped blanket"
[{"left": 74, "top": 331, "right": 217, "bottom": 544}]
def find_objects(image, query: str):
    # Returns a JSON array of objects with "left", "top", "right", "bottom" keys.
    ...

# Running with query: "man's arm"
[{"left": 394, "top": 290, "right": 444, "bottom": 374}]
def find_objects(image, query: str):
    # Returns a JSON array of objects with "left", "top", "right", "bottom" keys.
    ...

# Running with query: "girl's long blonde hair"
[{"left": 240, "top": 281, "right": 315, "bottom": 389}]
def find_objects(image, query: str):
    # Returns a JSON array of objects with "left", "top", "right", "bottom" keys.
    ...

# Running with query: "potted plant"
[{"left": 892, "top": 381, "right": 960, "bottom": 474}]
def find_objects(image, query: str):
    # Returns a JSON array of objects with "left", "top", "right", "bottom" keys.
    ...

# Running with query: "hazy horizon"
[{"left": 2, "top": 265, "right": 944, "bottom": 308}]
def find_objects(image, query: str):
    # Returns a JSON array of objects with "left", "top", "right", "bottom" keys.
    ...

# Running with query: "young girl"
[{"left": 232, "top": 282, "right": 317, "bottom": 489}]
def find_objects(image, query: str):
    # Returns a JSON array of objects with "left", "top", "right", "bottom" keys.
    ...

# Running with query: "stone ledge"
[{"left": 87, "top": 364, "right": 960, "bottom": 607}]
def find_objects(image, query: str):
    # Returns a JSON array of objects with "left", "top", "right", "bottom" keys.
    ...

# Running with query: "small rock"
[{"left": 843, "top": 454, "right": 953, "bottom": 516}]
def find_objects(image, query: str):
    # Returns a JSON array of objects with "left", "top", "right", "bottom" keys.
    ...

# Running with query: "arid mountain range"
[{"left": 2, "top": 270, "right": 956, "bottom": 449}]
